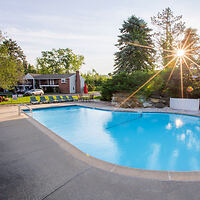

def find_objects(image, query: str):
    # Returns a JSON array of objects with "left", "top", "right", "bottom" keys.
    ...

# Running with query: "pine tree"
[{"left": 114, "top": 15, "right": 155, "bottom": 74}]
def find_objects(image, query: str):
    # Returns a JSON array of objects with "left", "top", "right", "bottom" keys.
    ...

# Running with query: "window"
[
  {"left": 54, "top": 79, "right": 59, "bottom": 85},
  {"left": 50, "top": 79, "right": 54, "bottom": 85},
  {"left": 61, "top": 78, "right": 66, "bottom": 83}
]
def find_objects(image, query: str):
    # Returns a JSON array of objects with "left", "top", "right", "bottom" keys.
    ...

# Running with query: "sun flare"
[
  {"left": 120, "top": 31, "right": 199, "bottom": 107},
  {"left": 176, "top": 49, "right": 185, "bottom": 57}
]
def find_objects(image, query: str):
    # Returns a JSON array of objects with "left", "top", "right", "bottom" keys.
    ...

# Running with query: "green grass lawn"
[{"left": 0, "top": 95, "right": 99, "bottom": 105}]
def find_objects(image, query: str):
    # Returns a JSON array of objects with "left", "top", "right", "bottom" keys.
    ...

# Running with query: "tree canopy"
[
  {"left": 2, "top": 38, "right": 28, "bottom": 73},
  {"left": 0, "top": 32, "right": 24, "bottom": 90},
  {"left": 0, "top": 45, "right": 24, "bottom": 90},
  {"left": 114, "top": 15, "right": 155, "bottom": 74},
  {"left": 82, "top": 69, "right": 108, "bottom": 91},
  {"left": 36, "top": 48, "right": 84, "bottom": 74},
  {"left": 182, "top": 28, "right": 200, "bottom": 69},
  {"left": 151, "top": 7, "right": 185, "bottom": 66}
]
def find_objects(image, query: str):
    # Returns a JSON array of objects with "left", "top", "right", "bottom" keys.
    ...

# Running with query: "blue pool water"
[{"left": 26, "top": 106, "right": 200, "bottom": 171}]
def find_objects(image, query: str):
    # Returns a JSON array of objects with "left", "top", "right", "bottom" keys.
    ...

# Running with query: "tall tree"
[
  {"left": 114, "top": 15, "right": 155, "bottom": 74},
  {"left": 181, "top": 28, "right": 200, "bottom": 71},
  {"left": 2, "top": 38, "right": 28, "bottom": 73},
  {"left": 151, "top": 7, "right": 185, "bottom": 66},
  {"left": 36, "top": 48, "right": 84, "bottom": 74},
  {"left": 0, "top": 46, "right": 24, "bottom": 90},
  {"left": 0, "top": 32, "right": 24, "bottom": 89}
]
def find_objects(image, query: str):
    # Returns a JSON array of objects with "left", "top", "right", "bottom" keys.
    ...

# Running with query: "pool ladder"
[
  {"left": 18, "top": 103, "right": 32, "bottom": 116},
  {"left": 138, "top": 111, "right": 143, "bottom": 117}
]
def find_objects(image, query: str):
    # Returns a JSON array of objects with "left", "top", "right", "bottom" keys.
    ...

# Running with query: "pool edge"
[{"left": 22, "top": 103, "right": 200, "bottom": 182}]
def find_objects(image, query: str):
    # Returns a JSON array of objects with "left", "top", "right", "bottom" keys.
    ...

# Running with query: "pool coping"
[{"left": 22, "top": 103, "right": 200, "bottom": 182}]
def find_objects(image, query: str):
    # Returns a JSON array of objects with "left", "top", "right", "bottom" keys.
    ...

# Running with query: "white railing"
[
  {"left": 18, "top": 103, "right": 32, "bottom": 116},
  {"left": 39, "top": 85, "right": 59, "bottom": 87}
]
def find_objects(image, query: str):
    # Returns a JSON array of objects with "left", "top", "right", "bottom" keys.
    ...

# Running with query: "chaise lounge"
[
  {"left": 30, "top": 97, "right": 39, "bottom": 104},
  {"left": 62, "top": 96, "right": 70, "bottom": 102},
  {"left": 56, "top": 96, "right": 65, "bottom": 103},
  {"left": 48, "top": 96, "right": 58, "bottom": 103},
  {"left": 40, "top": 96, "right": 49, "bottom": 103}
]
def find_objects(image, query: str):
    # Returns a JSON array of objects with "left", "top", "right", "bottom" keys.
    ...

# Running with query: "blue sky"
[{"left": 1, "top": 0, "right": 200, "bottom": 74}]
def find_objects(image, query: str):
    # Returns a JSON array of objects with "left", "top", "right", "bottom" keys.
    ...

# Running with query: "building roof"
[{"left": 27, "top": 73, "right": 75, "bottom": 79}]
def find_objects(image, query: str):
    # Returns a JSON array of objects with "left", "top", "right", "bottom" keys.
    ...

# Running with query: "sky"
[{"left": 1, "top": 0, "right": 200, "bottom": 74}]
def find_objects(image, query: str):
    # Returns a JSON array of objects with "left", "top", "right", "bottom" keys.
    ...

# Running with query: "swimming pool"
[{"left": 26, "top": 105, "right": 200, "bottom": 171}]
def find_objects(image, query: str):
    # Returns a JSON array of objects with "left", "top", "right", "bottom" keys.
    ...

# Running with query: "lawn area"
[
  {"left": 0, "top": 95, "right": 77, "bottom": 105},
  {"left": 0, "top": 95, "right": 100, "bottom": 105}
]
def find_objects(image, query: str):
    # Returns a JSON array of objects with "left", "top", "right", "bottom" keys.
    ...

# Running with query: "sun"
[{"left": 176, "top": 49, "right": 185, "bottom": 57}]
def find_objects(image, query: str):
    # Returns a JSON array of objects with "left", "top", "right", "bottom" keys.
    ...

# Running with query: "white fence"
[{"left": 170, "top": 98, "right": 200, "bottom": 111}]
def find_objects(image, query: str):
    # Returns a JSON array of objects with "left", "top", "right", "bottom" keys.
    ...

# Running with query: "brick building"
[{"left": 24, "top": 71, "right": 84, "bottom": 93}]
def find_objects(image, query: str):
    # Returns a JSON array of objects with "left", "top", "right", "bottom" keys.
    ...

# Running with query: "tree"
[
  {"left": 2, "top": 38, "right": 28, "bottom": 73},
  {"left": 82, "top": 69, "right": 108, "bottom": 91},
  {"left": 114, "top": 15, "right": 155, "bottom": 74},
  {"left": 100, "top": 71, "right": 153, "bottom": 101},
  {"left": 36, "top": 48, "right": 84, "bottom": 74},
  {"left": 0, "top": 32, "right": 24, "bottom": 90},
  {"left": 151, "top": 7, "right": 185, "bottom": 66},
  {"left": 181, "top": 28, "right": 200, "bottom": 70},
  {"left": 0, "top": 46, "right": 24, "bottom": 90},
  {"left": 70, "top": 54, "right": 84, "bottom": 72}
]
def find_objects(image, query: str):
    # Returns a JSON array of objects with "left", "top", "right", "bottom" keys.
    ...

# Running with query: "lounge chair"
[
  {"left": 62, "top": 96, "right": 70, "bottom": 102},
  {"left": 56, "top": 96, "right": 65, "bottom": 102},
  {"left": 40, "top": 96, "right": 49, "bottom": 103},
  {"left": 68, "top": 96, "right": 77, "bottom": 101},
  {"left": 30, "top": 96, "right": 39, "bottom": 104},
  {"left": 48, "top": 96, "right": 58, "bottom": 103}
]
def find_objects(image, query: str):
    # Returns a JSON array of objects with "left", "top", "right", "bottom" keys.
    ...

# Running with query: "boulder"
[
  {"left": 143, "top": 102, "right": 153, "bottom": 108},
  {"left": 112, "top": 92, "right": 143, "bottom": 108},
  {"left": 155, "top": 102, "right": 165, "bottom": 108},
  {"left": 150, "top": 98, "right": 160, "bottom": 103}
]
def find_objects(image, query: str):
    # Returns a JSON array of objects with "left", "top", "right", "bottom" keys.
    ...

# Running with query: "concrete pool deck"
[{"left": 0, "top": 102, "right": 200, "bottom": 199}]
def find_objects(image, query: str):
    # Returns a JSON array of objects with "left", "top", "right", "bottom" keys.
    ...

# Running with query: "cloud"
[{"left": 4, "top": 27, "right": 113, "bottom": 41}]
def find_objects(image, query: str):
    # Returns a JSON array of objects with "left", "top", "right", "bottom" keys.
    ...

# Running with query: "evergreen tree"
[{"left": 114, "top": 15, "right": 155, "bottom": 74}]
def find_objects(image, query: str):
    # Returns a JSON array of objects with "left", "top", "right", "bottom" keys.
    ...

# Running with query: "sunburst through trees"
[{"left": 120, "top": 31, "right": 200, "bottom": 107}]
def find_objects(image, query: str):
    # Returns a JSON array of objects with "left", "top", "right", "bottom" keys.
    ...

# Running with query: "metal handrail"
[{"left": 18, "top": 103, "right": 32, "bottom": 116}]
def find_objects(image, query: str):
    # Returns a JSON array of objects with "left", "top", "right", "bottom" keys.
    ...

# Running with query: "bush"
[
  {"left": 100, "top": 69, "right": 200, "bottom": 101},
  {"left": 100, "top": 71, "right": 154, "bottom": 101}
]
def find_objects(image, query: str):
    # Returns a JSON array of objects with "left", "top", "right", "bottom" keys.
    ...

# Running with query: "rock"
[
  {"left": 112, "top": 92, "right": 143, "bottom": 108},
  {"left": 155, "top": 102, "right": 165, "bottom": 108},
  {"left": 143, "top": 102, "right": 153, "bottom": 108},
  {"left": 150, "top": 98, "right": 160, "bottom": 103}
]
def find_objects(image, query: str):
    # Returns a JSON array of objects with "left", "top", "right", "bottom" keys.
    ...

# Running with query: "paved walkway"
[{"left": 1, "top": 104, "right": 200, "bottom": 200}]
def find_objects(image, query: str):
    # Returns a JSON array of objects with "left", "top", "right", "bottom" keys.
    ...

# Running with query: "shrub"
[
  {"left": 100, "top": 69, "right": 200, "bottom": 101},
  {"left": 100, "top": 71, "right": 153, "bottom": 101}
]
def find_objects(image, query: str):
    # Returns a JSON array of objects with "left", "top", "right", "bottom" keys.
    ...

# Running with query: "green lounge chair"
[
  {"left": 56, "top": 96, "right": 65, "bottom": 102},
  {"left": 30, "top": 96, "right": 39, "bottom": 104},
  {"left": 62, "top": 96, "right": 70, "bottom": 102},
  {"left": 48, "top": 96, "right": 58, "bottom": 103},
  {"left": 40, "top": 96, "right": 49, "bottom": 103}
]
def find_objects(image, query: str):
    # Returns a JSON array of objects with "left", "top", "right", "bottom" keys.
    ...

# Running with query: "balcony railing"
[{"left": 39, "top": 85, "right": 59, "bottom": 87}]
